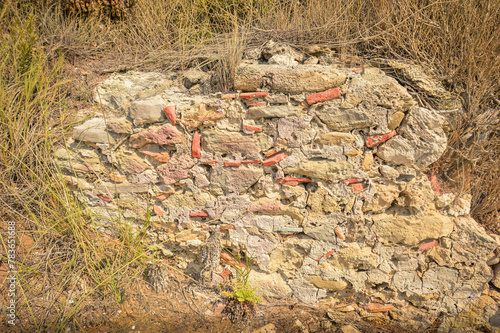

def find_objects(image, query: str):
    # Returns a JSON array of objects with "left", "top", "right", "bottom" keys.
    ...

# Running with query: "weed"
[{"left": 222, "top": 249, "right": 262, "bottom": 304}]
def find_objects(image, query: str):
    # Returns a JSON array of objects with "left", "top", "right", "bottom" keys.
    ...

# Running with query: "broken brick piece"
[
  {"left": 221, "top": 93, "right": 237, "bottom": 99},
  {"left": 153, "top": 204, "right": 164, "bottom": 216},
  {"left": 365, "top": 130, "right": 397, "bottom": 148},
  {"left": 224, "top": 161, "right": 241, "bottom": 167},
  {"left": 240, "top": 91, "right": 268, "bottom": 99},
  {"left": 243, "top": 124, "right": 263, "bottom": 132},
  {"left": 334, "top": 226, "right": 345, "bottom": 240},
  {"left": 264, "top": 148, "right": 282, "bottom": 157},
  {"left": 220, "top": 252, "right": 246, "bottom": 267},
  {"left": 276, "top": 176, "right": 311, "bottom": 186},
  {"left": 344, "top": 178, "right": 362, "bottom": 185},
  {"left": 365, "top": 303, "right": 395, "bottom": 313},
  {"left": 98, "top": 195, "right": 111, "bottom": 202},
  {"left": 418, "top": 239, "right": 438, "bottom": 251},
  {"left": 190, "top": 211, "right": 209, "bottom": 217},
  {"left": 263, "top": 151, "right": 289, "bottom": 167},
  {"left": 324, "top": 250, "right": 335, "bottom": 258},
  {"left": 306, "top": 87, "right": 341, "bottom": 105},
  {"left": 350, "top": 183, "right": 364, "bottom": 194},
  {"left": 163, "top": 105, "right": 176, "bottom": 125},
  {"left": 192, "top": 131, "right": 201, "bottom": 158},
  {"left": 352, "top": 68, "right": 363, "bottom": 72},
  {"left": 245, "top": 102, "right": 266, "bottom": 107},
  {"left": 242, "top": 160, "right": 262, "bottom": 164},
  {"left": 140, "top": 150, "right": 171, "bottom": 163},
  {"left": 220, "top": 269, "right": 232, "bottom": 279}
]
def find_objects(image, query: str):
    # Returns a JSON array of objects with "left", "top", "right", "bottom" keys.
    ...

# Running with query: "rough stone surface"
[
  {"left": 377, "top": 107, "right": 447, "bottom": 169},
  {"left": 234, "top": 64, "right": 346, "bottom": 93},
  {"left": 60, "top": 59, "right": 498, "bottom": 325}
]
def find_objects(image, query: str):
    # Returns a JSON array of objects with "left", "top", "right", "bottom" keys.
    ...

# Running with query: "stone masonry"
[{"left": 57, "top": 42, "right": 500, "bottom": 328}]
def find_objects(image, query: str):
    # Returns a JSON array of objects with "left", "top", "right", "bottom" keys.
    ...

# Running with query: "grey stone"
[
  {"left": 377, "top": 107, "right": 447, "bottom": 169},
  {"left": 129, "top": 95, "right": 166, "bottom": 126},
  {"left": 73, "top": 118, "right": 115, "bottom": 144},
  {"left": 284, "top": 160, "right": 353, "bottom": 181},
  {"left": 210, "top": 166, "right": 263, "bottom": 194},
  {"left": 288, "top": 278, "right": 319, "bottom": 304},
  {"left": 313, "top": 101, "right": 374, "bottom": 131},
  {"left": 248, "top": 271, "right": 293, "bottom": 299},
  {"left": 202, "top": 129, "right": 273, "bottom": 157},
  {"left": 247, "top": 105, "right": 302, "bottom": 119}
]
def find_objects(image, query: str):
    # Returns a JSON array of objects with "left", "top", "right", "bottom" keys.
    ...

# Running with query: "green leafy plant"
[{"left": 222, "top": 249, "right": 262, "bottom": 303}]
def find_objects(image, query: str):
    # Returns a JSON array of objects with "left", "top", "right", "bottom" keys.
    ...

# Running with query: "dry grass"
[{"left": 1, "top": 0, "right": 499, "bottom": 330}]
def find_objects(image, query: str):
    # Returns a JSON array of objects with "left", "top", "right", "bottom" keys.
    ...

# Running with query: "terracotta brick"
[
  {"left": 241, "top": 160, "right": 262, "bottom": 164},
  {"left": 220, "top": 269, "right": 232, "bottom": 279},
  {"left": 153, "top": 204, "right": 164, "bottom": 216},
  {"left": 245, "top": 102, "right": 266, "bottom": 107},
  {"left": 418, "top": 239, "right": 438, "bottom": 251},
  {"left": 163, "top": 105, "right": 176, "bottom": 125},
  {"left": 243, "top": 124, "right": 263, "bottom": 132},
  {"left": 306, "top": 87, "right": 341, "bottom": 105},
  {"left": 365, "top": 303, "right": 394, "bottom": 313},
  {"left": 190, "top": 211, "right": 209, "bottom": 217},
  {"left": 344, "top": 178, "right": 362, "bottom": 185},
  {"left": 221, "top": 93, "right": 237, "bottom": 99},
  {"left": 192, "top": 131, "right": 201, "bottom": 158},
  {"left": 334, "top": 226, "right": 345, "bottom": 240},
  {"left": 264, "top": 148, "right": 282, "bottom": 157},
  {"left": 324, "top": 250, "right": 335, "bottom": 258},
  {"left": 276, "top": 176, "right": 310, "bottom": 186},
  {"left": 263, "top": 151, "right": 289, "bottom": 167},
  {"left": 350, "top": 183, "right": 364, "bottom": 194},
  {"left": 352, "top": 68, "right": 363, "bottom": 72},
  {"left": 220, "top": 252, "right": 246, "bottom": 267},
  {"left": 240, "top": 91, "right": 268, "bottom": 99},
  {"left": 155, "top": 190, "right": 173, "bottom": 201},
  {"left": 224, "top": 161, "right": 241, "bottom": 167},
  {"left": 365, "top": 130, "right": 397, "bottom": 148},
  {"left": 98, "top": 195, "right": 111, "bottom": 202}
]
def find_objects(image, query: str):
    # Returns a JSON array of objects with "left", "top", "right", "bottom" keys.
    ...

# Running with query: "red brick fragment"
[
  {"left": 430, "top": 175, "right": 441, "bottom": 196},
  {"left": 242, "top": 160, "right": 262, "bottom": 164},
  {"left": 352, "top": 68, "right": 363, "bottom": 72},
  {"left": 224, "top": 161, "right": 241, "bottom": 167},
  {"left": 153, "top": 204, "right": 164, "bottom": 216},
  {"left": 344, "top": 178, "right": 362, "bottom": 185},
  {"left": 324, "top": 250, "right": 335, "bottom": 258},
  {"left": 190, "top": 211, "right": 209, "bottom": 217},
  {"left": 418, "top": 239, "right": 438, "bottom": 251},
  {"left": 192, "top": 132, "right": 201, "bottom": 158},
  {"left": 98, "top": 195, "right": 111, "bottom": 202},
  {"left": 240, "top": 91, "right": 268, "bottom": 99},
  {"left": 350, "top": 183, "right": 364, "bottom": 194},
  {"left": 263, "top": 151, "right": 289, "bottom": 167},
  {"left": 155, "top": 190, "right": 173, "bottom": 201},
  {"left": 163, "top": 105, "right": 176, "bottom": 125},
  {"left": 334, "top": 226, "right": 345, "bottom": 240},
  {"left": 243, "top": 124, "right": 263, "bottom": 132},
  {"left": 220, "top": 269, "right": 232, "bottom": 279},
  {"left": 306, "top": 87, "right": 341, "bottom": 105},
  {"left": 220, "top": 252, "right": 246, "bottom": 267},
  {"left": 245, "top": 102, "right": 266, "bottom": 107},
  {"left": 221, "top": 93, "right": 237, "bottom": 99},
  {"left": 276, "top": 176, "right": 311, "bottom": 186},
  {"left": 365, "top": 303, "right": 394, "bottom": 313},
  {"left": 365, "top": 130, "right": 397, "bottom": 148}
]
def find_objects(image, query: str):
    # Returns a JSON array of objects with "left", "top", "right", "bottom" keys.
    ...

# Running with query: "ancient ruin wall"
[{"left": 57, "top": 54, "right": 499, "bottom": 319}]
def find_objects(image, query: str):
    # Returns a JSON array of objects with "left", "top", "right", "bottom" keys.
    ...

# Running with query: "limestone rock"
[
  {"left": 210, "top": 166, "right": 263, "bottom": 194},
  {"left": 388, "top": 111, "right": 405, "bottom": 130},
  {"left": 248, "top": 271, "right": 293, "bottom": 299},
  {"left": 377, "top": 107, "right": 447, "bottom": 169},
  {"left": 342, "top": 68, "right": 414, "bottom": 111},
  {"left": 247, "top": 105, "right": 302, "bottom": 119},
  {"left": 375, "top": 59, "right": 459, "bottom": 110},
  {"left": 313, "top": 100, "right": 374, "bottom": 131},
  {"left": 268, "top": 54, "right": 298, "bottom": 67},
  {"left": 363, "top": 181, "right": 401, "bottom": 213},
  {"left": 157, "top": 154, "right": 195, "bottom": 185},
  {"left": 492, "top": 264, "right": 500, "bottom": 289},
  {"left": 106, "top": 117, "right": 133, "bottom": 134},
  {"left": 308, "top": 276, "right": 347, "bottom": 291},
  {"left": 73, "top": 118, "right": 115, "bottom": 144},
  {"left": 315, "top": 132, "right": 355, "bottom": 145},
  {"left": 304, "top": 215, "right": 345, "bottom": 242},
  {"left": 202, "top": 129, "right": 272, "bottom": 157},
  {"left": 181, "top": 103, "right": 224, "bottom": 128},
  {"left": 129, "top": 124, "right": 183, "bottom": 148},
  {"left": 129, "top": 95, "right": 166, "bottom": 126},
  {"left": 371, "top": 209, "right": 453, "bottom": 245},
  {"left": 261, "top": 40, "right": 304, "bottom": 63},
  {"left": 234, "top": 64, "right": 346, "bottom": 93},
  {"left": 285, "top": 160, "right": 353, "bottom": 181}
]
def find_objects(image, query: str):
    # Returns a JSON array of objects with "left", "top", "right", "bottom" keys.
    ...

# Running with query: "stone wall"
[{"left": 57, "top": 45, "right": 500, "bottom": 322}]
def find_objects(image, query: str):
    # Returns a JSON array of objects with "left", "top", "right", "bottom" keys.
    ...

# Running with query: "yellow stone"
[
  {"left": 362, "top": 152, "right": 374, "bottom": 171},
  {"left": 388, "top": 111, "right": 405, "bottom": 130}
]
